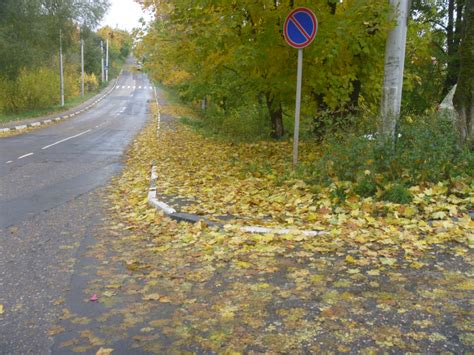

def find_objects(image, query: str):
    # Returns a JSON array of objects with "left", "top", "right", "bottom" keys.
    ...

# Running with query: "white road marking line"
[
  {"left": 127, "top": 86, "right": 131, "bottom": 89},
  {"left": 6, "top": 160, "right": 13, "bottom": 164},
  {"left": 18, "top": 152, "right": 34, "bottom": 160},
  {"left": 138, "top": 86, "right": 142, "bottom": 89},
  {"left": 133, "top": 86, "right": 136, "bottom": 89},
  {"left": 41, "top": 129, "right": 92, "bottom": 150}
]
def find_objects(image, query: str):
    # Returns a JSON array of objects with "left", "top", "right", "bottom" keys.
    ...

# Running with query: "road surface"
[{"left": 0, "top": 59, "right": 153, "bottom": 353}]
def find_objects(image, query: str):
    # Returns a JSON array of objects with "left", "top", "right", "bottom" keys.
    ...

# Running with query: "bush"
[
  {"left": 15, "top": 67, "right": 59, "bottom": 111},
  {"left": 186, "top": 103, "right": 270, "bottom": 141},
  {"left": 0, "top": 77, "right": 12, "bottom": 113},
  {"left": 220, "top": 106, "right": 269, "bottom": 141},
  {"left": 380, "top": 183, "right": 413, "bottom": 204},
  {"left": 84, "top": 72, "right": 99, "bottom": 93},
  {"left": 64, "top": 64, "right": 80, "bottom": 99},
  {"left": 312, "top": 113, "right": 474, "bottom": 187},
  {"left": 354, "top": 174, "right": 378, "bottom": 197}
]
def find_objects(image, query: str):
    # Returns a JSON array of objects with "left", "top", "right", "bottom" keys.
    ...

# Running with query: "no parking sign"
[
  {"left": 284, "top": 8, "right": 318, "bottom": 168},
  {"left": 284, "top": 8, "right": 318, "bottom": 49}
]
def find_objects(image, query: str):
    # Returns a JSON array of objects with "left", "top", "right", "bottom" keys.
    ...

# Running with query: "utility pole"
[
  {"left": 59, "top": 29, "right": 64, "bottom": 106},
  {"left": 81, "top": 39, "right": 84, "bottom": 97},
  {"left": 101, "top": 40, "right": 105, "bottom": 83},
  {"left": 105, "top": 38, "right": 109, "bottom": 82},
  {"left": 379, "top": 0, "right": 410, "bottom": 140}
]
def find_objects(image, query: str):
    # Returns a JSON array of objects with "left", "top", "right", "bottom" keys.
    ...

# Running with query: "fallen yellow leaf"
[{"left": 96, "top": 348, "right": 113, "bottom": 355}]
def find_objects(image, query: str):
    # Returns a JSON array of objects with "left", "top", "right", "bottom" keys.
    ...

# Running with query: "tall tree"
[
  {"left": 138, "top": 0, "right": 391, "bottom": 139},
  {"left": 453, "top": 0, "right": 473, "bottom": 146},
  {"left": 0, "top": 0, "right": 109, "bottom": 79}
]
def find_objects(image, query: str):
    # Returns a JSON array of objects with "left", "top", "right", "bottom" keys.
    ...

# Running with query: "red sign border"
[{"left": 284, "top": 7, "right": 318, "bottom": 49}]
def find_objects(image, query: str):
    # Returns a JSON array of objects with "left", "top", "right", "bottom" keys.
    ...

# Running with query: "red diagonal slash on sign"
[{"left": 290, "top": 14, "right": 311, "bottom": 41}]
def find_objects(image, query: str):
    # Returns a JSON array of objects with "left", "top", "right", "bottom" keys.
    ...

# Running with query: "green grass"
[{"left": 0, "top": 84, "right": 109, "bottom": 124}]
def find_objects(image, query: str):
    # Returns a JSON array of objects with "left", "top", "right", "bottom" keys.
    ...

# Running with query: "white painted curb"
[{"left": 147, "top": 165, "right": 176, "bottom": 215}]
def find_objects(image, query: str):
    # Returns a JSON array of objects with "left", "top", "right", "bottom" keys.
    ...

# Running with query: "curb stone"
[
  {"left": 0, "top": 78, "right": 119, "bottom": 134},
  {"left": 147, "top": 165, "right": 327, "bottom": 236}
]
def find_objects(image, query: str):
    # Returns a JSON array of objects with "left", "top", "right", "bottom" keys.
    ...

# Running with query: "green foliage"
[
  {"left": 313, "top": 113, "right": 474, "bottom": 189},
  {"left": 182, "top": 104, "right": 270, "bottom": 141},
  {"left": 0, "top": 0, "right": 109, "bottom": 80},
  {"left": 354, "top": 174, "right": 378, "bottom": 198},
  {"left": 140, "top": 0, "right": 392, "bottom": 139},
  {"left": 0, "top": 67, "right": 59, "bottom": 113},
  {"left": 380, "top": 183, "right": 413, "bottom": 204}
]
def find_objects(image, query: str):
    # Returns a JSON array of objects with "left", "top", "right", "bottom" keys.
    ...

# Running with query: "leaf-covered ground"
[{"left": 51, "top": 97, "right": 473, "bottom": 353}]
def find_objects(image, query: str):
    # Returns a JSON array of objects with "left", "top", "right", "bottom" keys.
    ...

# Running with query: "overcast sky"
[{"left": 100, "top": 0, "right": 152, "bottom": 32}]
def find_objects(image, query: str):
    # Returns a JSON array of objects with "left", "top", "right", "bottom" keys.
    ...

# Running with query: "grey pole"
[
  {"left": 379, "top": 0, "right": 410, "bottom": 140},
  {"left": 101, "top": 40, "right": 105, "bottom": 83},
  {"left": 105, "top": 38, "right": 109, "bottom": 82},
  {"left": 81, "top": 39, "right": 84, "bottom": 97},
  {"left": 292, "top": 48, "right": 303, "bottom": 168},
  {"left": 59, "top": 29, "right": 64, "bottom": 106}
]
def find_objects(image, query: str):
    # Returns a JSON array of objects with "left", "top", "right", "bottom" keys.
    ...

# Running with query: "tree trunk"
[
  {"left": 453, "top": 0, "right": 473, "bottom": 147},
  {"left": 265, "top": 93, "right": 284, "bottom": 139},
  {"left": 443, "top": 0, "right": 465, "bottom": 95},
  {"left": 347, "top": 79, "right": 361, "bottom": 114}
]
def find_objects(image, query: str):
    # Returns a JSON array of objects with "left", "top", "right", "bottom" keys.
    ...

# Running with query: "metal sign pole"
[
  {"left": 284, "top": 7, "right": 317, "bottom": 169},
  {"left": 293, "top": 48, "right": 303, "bottom": 169}
]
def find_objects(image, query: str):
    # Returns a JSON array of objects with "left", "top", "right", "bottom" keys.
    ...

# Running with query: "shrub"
[
  {"left": 220, "top": 106, "right": 269, "bottom": 141},
  {"left": 380, "top": 183, "right": 413, "bottom": 204},
  {"left": 84, "top": 72, "right": 99, "bottom": 93},
  {"left": 64, "top": 64, "right": 80, "bottom": 99},
  {"left": 354, "top": 174, "right": 378, "bottom": 197},
  {"left": 15, "top": 67, "right": 59, "bottom": 110},
  {"left": 312, "top": 113, "right": 473, "bottom": 187}
]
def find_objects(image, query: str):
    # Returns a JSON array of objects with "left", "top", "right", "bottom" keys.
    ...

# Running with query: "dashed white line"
[
  {"left": 6, "top": 160, "right": 13, "bottom": 164},
  {"left": 18, "top": 152, "right": 34, "bottom": 160},
  {"left": 41, "top": 129, "right": 92, "bottom": 150}
]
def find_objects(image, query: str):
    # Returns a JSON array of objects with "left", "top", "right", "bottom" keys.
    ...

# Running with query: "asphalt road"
[{"left": 0, "top": 60, "right": 152, "bottom": 353}]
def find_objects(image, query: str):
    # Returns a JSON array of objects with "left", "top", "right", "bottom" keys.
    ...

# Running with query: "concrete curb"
[
  {"left": 147, "top": 87, "right": 327, "bottom": 236},
  {"left": 0, "top": 78, "right": 119, "bottom": 134},
  {"left": 147, "top": 165, "right": 327, "bottom": 235}
]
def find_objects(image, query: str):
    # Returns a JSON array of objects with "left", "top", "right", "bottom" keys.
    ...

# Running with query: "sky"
[{"left": 100, "top": 0, "right": 152, "bottom": 32}]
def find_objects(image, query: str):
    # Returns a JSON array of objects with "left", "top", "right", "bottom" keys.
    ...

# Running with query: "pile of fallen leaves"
[
  {"left": 54, "top": 99, "right": 473, "bottom": 353},
  {"left": 151, "top": 104, "right": 473, "bottom": 260}
]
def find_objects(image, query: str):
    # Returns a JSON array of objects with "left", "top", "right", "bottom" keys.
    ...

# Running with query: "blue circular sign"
[{"left": 284, "top": 8, "right": 318, "bottom": 49}]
